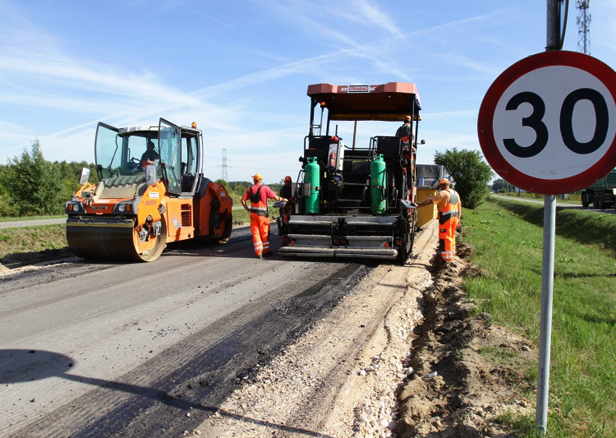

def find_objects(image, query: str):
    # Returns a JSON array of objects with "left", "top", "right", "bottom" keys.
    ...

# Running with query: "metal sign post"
[
  {"left": 536, "top": 194, "right": 556, "bottom": 433},
  {"left": 535, "top": 2, "right": 560, "bottom": 433}
]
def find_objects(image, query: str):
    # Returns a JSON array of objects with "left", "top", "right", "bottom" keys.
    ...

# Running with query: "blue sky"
[{"left": 1, "top": 0, "right": 615, "bottom": 184}]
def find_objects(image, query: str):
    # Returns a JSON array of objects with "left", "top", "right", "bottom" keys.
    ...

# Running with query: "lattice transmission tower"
[
  {"left": 221, "top": 148, "right": 229, "bottom": 182},
  {"left": 577, "top": 0, "right": 591, "bottom": 55}
]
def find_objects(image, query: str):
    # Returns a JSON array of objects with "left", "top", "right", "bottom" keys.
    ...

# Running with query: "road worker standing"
[
  {"left": 414, "top": 178, "right": 461, "bottom": 262},
  {"left": 279, "top": 176, "right": 293, "bottom": 200},
  {"left": 241, "top": 174, "right": 287, "bottom": 259},
  {"left": 278, "top": 175, "right": 294, "bottom": 221},
  {"left": 395, "top": 115, "right": 416, "bottom": 151},
  {"left": 395, "top": 115, "right": 412, "bottom": 139}
]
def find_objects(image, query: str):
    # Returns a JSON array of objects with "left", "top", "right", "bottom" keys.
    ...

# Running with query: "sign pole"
[
  {"left": 535, "top": 1, "right": 560, "bottom": 433},
  {"left": 536, "top": 195, "right": 556, "bottom": 433}
]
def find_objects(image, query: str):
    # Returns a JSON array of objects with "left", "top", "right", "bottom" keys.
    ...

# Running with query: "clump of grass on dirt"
[
  {"left": 0, "top": 224, "right": 68, "bottom": 261},
  {"left": 460, "top": 196, "right": 616, "bottom": 436}
]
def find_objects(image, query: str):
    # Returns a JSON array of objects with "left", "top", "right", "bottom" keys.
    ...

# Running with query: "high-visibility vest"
[
  {"left": 250, "top": 185, "right": 269, "bottom": 217},
  {"left": 438, "top": 189, "right": 460, "bottom": 225}
]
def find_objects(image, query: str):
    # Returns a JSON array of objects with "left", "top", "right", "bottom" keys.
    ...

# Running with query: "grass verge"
[
  {"left": 461, "top": 197, "right": 616, "bottom": 436},
  {"left": 0, "top": 224, "right": 69, "bottom": 264}
]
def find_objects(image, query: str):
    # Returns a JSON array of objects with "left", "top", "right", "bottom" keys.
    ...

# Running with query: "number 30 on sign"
[{"left": 478, "top": 51, "right": 616, "bottom": 195}]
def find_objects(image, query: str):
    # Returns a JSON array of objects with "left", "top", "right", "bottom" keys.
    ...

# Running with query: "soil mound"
[{"left": 396, "top": 243, "right": 536, "bottom": 437}]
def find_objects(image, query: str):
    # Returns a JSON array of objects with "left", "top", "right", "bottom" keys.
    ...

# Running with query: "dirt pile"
[{"left": 396, "top": 243, "right": 536, "bottom": 437}]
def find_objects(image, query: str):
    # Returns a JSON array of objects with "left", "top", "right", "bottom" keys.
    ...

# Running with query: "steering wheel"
[{"left": 130, "top": 157, "right": 143, "bottom": 171}]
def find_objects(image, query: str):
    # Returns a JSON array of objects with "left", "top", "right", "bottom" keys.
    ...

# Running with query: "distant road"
[
  {"left": 491, "top": 195, "right": 616, "bottom": 216},
  {"left": 1, "top": 206, "right": 248, "bottom": 229},
  {"left": 0, "top": 218, "right": 67, "bottom": 229}
]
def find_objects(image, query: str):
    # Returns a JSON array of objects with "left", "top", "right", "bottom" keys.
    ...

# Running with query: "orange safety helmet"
[
  {"left": 439, "top": 178, "right": 451, "bottom": 185},
  {"left": 284, "top": 175, "right": 292, "bottom": 182}
]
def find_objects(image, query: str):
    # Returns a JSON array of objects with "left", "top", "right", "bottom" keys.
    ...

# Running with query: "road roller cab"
[{"left": 65, "top": 118, "right": 233, "bottom": 262}]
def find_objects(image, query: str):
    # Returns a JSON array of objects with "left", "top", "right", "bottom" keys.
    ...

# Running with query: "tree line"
[
  {"left": 0, "top": 141, "right": 494, "bottom": 218},
  {"left": 0, "top": 141, "right": 98, "bottom": 217}
]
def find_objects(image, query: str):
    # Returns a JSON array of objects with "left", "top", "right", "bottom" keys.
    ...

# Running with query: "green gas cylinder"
[
  {"left": 370, "top": 154, "right": 386, "bottom": 214},
  {"left": 304, "top": 157, "right": 320, "bottom": 214}
]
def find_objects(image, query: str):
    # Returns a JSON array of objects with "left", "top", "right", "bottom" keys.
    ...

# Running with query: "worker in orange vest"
[
  {"left": 241, "top": 174, "right": 288, "bottom": 259},
  {"left": 414, "top": 178, "right": 461, "bottom": 262}
]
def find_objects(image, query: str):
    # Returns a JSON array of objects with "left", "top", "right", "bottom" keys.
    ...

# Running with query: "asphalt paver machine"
[{"left": 277, "top": 82, "right": 422, "bottom": 264}]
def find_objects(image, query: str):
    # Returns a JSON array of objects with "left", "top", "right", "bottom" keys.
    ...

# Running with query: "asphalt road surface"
[{"left": 0, "top": 227, "right": 377, "bottom": 437}]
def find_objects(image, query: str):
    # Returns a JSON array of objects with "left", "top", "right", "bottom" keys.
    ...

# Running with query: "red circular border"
[{"left": 478, "top": 51, "right": 616, "bottom": 194}]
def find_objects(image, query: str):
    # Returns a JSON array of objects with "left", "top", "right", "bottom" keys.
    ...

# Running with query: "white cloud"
[
  {"left": 0, "top": 50, "right": 202, "bottom": 109},
  {"left": 320, "top": 0, "right": 404, "bottom": 37}
]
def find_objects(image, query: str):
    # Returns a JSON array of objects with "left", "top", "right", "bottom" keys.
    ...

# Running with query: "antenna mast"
[{"left": 577, "top": 0, "right": 591, "bottom": 54}]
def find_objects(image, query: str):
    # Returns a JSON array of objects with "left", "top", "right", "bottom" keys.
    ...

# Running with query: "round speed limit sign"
[{"left": 478, "top": 51, "right": 616, "bottom": 194}]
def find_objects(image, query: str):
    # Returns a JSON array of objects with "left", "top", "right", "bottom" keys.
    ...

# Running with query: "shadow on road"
[{"left": 0, "top": 348, "right": 333, "bottom": 437}]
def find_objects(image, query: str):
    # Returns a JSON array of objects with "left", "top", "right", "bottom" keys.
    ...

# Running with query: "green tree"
[
  {"left": 434, "top": 148, "right": 493, "bottom": 209},
  {"left": 235, "top": 183, "right": 247, "bottom": 195},
  {"left": 491, "top": 178, "right": 508, "bottom": 193},
  {"left": 0, "top": 164, "right": 18, "bottom": 216},
  {"left": 2, "top": 140, "right": 64, "bottom": 216},
  {"left": 55, "top": 160, "right": 99, "bottom": 201}
]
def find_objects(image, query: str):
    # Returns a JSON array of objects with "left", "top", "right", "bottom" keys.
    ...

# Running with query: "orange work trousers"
[
  {"left": 250, "top": 213, "right": 270, "bottom": 257},
  {"left": 438, "top": 216, "right": 459, "bottom": 262}
]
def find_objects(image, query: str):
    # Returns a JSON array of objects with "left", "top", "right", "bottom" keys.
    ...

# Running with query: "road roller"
[
  {"left": 65, "top": 118, "right": 233, "bottom": 262},
  {"left": 275, "top": 82, "right": 423, "bottom": 265}
]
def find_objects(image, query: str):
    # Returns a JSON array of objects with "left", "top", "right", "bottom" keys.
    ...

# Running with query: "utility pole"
[
  {"left": 221, "top": 148, "right": 229, "bottom": 182},
  {"left": 577, "top": 0, "right": 591, "bottom": 54}
]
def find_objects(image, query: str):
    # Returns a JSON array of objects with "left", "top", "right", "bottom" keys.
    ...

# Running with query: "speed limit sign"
[{"left": 478, "top": 51, "right": 616, "bottom": 194}]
